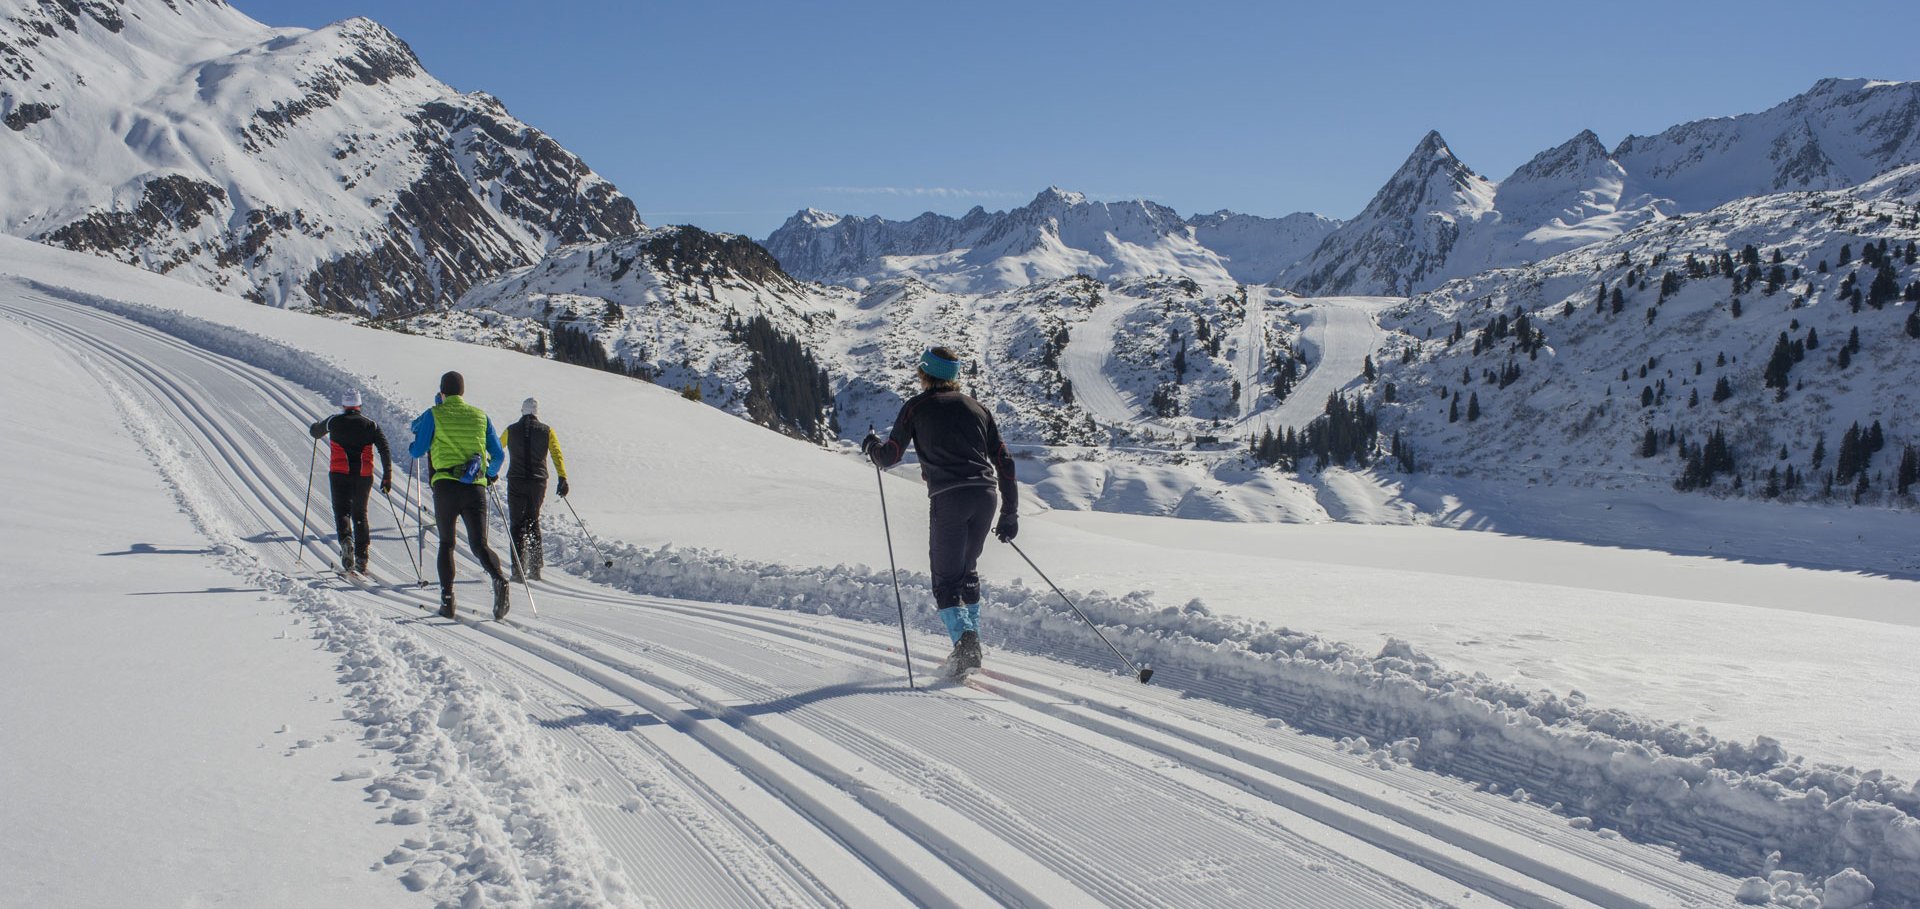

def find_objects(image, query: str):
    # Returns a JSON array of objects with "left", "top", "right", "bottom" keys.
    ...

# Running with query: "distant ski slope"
[
  {"left": 1059, "top": 286, "right": 1395, "bottom": 438},
  {"left": 0, "top": 273, "right": 1760, "bottom": 908}
]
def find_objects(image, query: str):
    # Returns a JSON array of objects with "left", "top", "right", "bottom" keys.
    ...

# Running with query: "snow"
[
  {"left": 0, "top": 310, "right": 418, "bottom": 908},
  {"left": 9, "top": 235, "right": 1920, "bottom": 906}
]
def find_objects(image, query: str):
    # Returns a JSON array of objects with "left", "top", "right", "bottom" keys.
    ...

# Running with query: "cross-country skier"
[
  {"left": 409, "top": 371, "right": 510, "bottom": 619},
  {"left": 308, "top": 390, "right": 392, "bottom": 574},
  {"left": 862, "top": 346, "right": 1018, "bottom": 675},
  {"left": 502, "top": 397, "right": 569, "bottom": 582}
]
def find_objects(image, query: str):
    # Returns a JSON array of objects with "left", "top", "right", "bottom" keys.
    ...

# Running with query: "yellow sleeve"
[{"left": 548, "top": 429, "right": 568, "bottom": 479}]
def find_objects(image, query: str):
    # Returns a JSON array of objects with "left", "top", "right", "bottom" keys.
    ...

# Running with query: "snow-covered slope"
[
  {"left": 1289, "top": 80, "right": 1920, "bottom": 297},
  {"left": 1186, "top": 209, "right": 1341, "bottom": 284},
  {"left": 764, "top": 188, "right": 1248, "bottom": 292},
  {"left": 449, "top": 226, "right": 853, "bottom": 438},
  {"left": 1614, "top": 78, "right": 1920, "bottom": 211},
  {"left": 0, "top": 0, "right": 641, "bottom": 312},
  {"left": 1282, "top": 131, "right": 1498, "bottom": 296},
  {"left": 1370, "top": 163, "right": 1920, "bottom": 506}
]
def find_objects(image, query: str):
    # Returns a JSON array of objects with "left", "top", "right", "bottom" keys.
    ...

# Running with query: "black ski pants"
[
  {"left": 432, "top": 479, "right": 505, "bottom": 594},
  {"left": 506, "top": 477, "right": 546, "bottom": 577},
  {"left": 328, "top": 473, "right": 374, "bottom": 562},
  {"left": 928, "top": 486, "right": 997, "bottom": 610}
]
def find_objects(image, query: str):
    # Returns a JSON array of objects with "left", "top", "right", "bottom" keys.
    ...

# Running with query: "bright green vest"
[{"left": 429, "top": 396, "right": 493, "bottom": 485}]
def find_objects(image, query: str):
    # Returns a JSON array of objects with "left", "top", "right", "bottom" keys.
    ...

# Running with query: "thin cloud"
[{"left": 810, "top": 186, "right": 1024, "bottom": 199}]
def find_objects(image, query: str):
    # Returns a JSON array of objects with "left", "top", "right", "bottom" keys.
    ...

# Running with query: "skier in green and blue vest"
[{"left": 409, "top": 370, "right": 510, "bottom": 619}]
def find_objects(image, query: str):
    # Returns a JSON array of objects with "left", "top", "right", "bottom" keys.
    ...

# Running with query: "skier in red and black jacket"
[
  {"left": 863, "top": 346, "right": 1017, "bottom": 674},
  {"left": 309, "top": 389, "right": 392, "bottom": 573}
]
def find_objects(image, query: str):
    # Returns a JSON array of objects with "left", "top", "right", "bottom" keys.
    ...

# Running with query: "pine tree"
[
  {"left": 1363, "top": 355, "right": 1376, "bottom": 382},
  {"left": 1763, "top": 332, "right": 1794, "bottom": 390},
  {"left": 1712, "top": 376, "right": 1733, "bottom": 402},
  {"left": 1448, "top": 395, "right": 1459, "bottom": 423},
  {"left": 1868, "top": 264, "right": 1900, "bottom": 309},
  {"left": 1641, "top": 427, "right": 1659, "bottom": 457},
  {"left": 1731, "top": 297, "right": 1743, "bottom": 318},
  {"left": 1466, "top": 392, "right": 1480, "bottom": 422}
]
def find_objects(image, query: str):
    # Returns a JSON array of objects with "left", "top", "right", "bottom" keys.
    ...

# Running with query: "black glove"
[
  {"left": 859, "top": 432, "right": 882, "bottom": 460},
  {"left": 556, "top": 477, "right": 570, "bottom": 498},
  {"left": 380, "top": 474, "right": 391, "bottom": 495},
  {"left": 995, "top": 513, "right": 1018, "bottom": 543}
]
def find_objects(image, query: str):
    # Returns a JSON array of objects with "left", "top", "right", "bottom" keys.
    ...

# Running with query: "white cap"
[
  {"left": 339, "top": 389, "right": 362, "bottom": 408},
  {"left": 522, "top": 397, "right": 539, "bottom": 416}
]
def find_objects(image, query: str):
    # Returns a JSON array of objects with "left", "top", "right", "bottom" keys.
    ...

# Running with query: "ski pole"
[
  {"left": 560, "top": 496, "right": 613, "bottom": 569},
  {"left": 873, "top": 460, "right": 917, "bottom": 690},
  {"left": 1007, "top": 540, "right": 1154, "bottom": 684},
  {"left": 381, "top": 485, "right": 424, "bottom": 588},
  {"left": 411, "top": 460, "right": 429, "bottom": 571},
  {"left": 294, "top": 438, "right": 318, "bottom": 569},
  {"left": 488, "top": 484, "right": 538, "bottom": 616}
]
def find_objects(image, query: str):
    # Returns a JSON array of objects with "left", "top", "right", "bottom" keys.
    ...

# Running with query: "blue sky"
[{"left": 232, "top": 0, "right": 1920, "bottom": 239}]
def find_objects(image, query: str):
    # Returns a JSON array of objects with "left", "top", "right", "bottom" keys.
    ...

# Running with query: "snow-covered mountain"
[
  {"left": 0, "top": 0, "right": 641, "bottom": 312},
  {"left": 1287, "top": 79, "right": 1920, "bottom": 297},
  {"left": 1282, "top": 131, "right": 1497, "bottom": 297},
  {"left": 1185, "top": 210, "right": 1341, "bottom": 285},
  {"left": 443, "top": 234, "right": 1281, "bottom": 452},
  {"left": 446, "top": 226, "right": 852, "bottom": 439},
  {"left": 1613, "top": 78, "right": 1920, "bottom": 211},
  {"left": 764, "top": 188, "right": 1278, "bottom": 292},
  {"left": 1367, "top": 163, "right": 1920, "bottom": 502}
]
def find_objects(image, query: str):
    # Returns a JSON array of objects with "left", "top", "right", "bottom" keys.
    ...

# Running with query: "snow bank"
[
  {"left": 533, "top": 520, "right": 1920, "bottom": 904},
  {"left": 73, "top": 287, "right": 642, "bottom": 908},
  {"left": 52, "top": 283, "right": 1920, "bottom": 906}
]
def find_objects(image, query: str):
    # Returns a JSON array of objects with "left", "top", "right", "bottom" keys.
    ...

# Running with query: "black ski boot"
[
  {"left": 492, "top": 575, "right": 511, "bottom": 621},
  {"left": 951, "top": 631, "right": 982, "bottom": 676},
  {"left": 439, "top": 589, "right": 456, "bottom": 619}
]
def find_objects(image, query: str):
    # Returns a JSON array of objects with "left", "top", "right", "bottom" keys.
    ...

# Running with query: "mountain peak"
[{"left": 1030, "top": 186, "right": 1089, "bottom": 207}]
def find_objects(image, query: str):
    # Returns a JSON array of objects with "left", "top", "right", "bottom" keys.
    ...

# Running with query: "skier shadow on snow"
[
  {"left": 538, "top": 679, "right": 906, "bottom": 732},
  {"left": 129, "top": 586, "right": 267, "bottom": 596},
  {"left": 99, "top": 542, "right": 218, "bottom": 556}
]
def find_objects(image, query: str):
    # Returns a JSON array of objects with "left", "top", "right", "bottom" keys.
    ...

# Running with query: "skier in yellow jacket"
[{"left": 502, "top": 397, "right": 569, "bottom": 582}]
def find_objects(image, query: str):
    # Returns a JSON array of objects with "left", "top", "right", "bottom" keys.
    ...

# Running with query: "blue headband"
[{"left": 919, "top": 349, "right": 960, "bottom": 381}]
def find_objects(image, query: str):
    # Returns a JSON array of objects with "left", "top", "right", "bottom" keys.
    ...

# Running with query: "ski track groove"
[
  {"left": 524, "top": 586, "right": 1726, "bottom": 909},
  {"left": 3, "top": 296, "right": 935, "bottom": 908},
  {"left": 535, "top": 614, "right": 1452, "bottom": 909},
  {"left": 0, "top": 291, "right": 1741, "bottom": 909}
]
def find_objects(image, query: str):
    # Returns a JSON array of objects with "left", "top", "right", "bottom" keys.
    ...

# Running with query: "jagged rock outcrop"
[{"left": 0, "top": 0, "right": 642, "bottom": 312}]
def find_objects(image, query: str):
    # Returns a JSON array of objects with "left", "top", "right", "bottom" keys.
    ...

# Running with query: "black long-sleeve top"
[{"left": 871, "top": 389, "right": 1017, "bottom": 514}]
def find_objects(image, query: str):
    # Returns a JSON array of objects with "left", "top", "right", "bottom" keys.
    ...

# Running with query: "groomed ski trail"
[{"left": 2, "top": 287, "right": 1746, "bottom": 908}]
